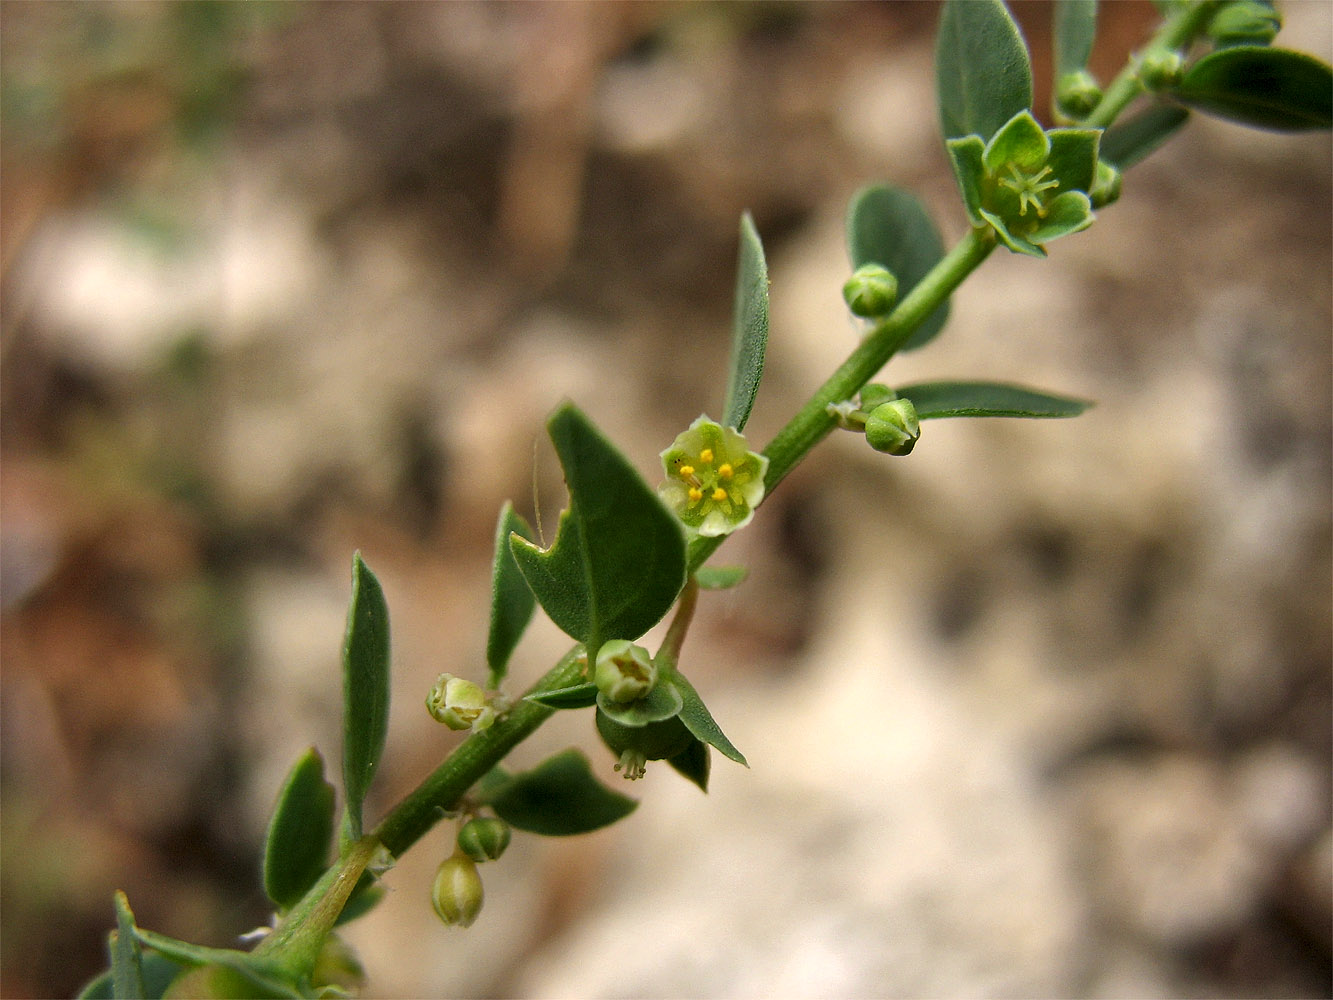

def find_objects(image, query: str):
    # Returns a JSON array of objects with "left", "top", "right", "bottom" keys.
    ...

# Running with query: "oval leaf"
[
  {"left": 671, "top": 670, "right": 747, "bottom": 767},
  {"left": 525, "top": 681, "right": 600, "bottom": 710},
  {"left": 263, "top": 748, "right": 336, "bottom": 911},
  {"left": 667, "top": 738, "right": 711, "bottom": 793},
  {"left": 722, "top": 212, "right": 769, "bottom": 433},
  {"left": 1100, "top": 103, "right": 1189, "bottom": 168},
  {"left": 510, "top": 404, "right": 686, "bottom": 660},
  {"left": 897, "top": 380, "right": 1091, "bottom": 418},
  {"left": 342, "top": 552, "right": 391, "bottom": 839},
  {"left": 937, "top": 0, "right": 1034, "bottom": 141},
  {"left": 487, "top": 502, "right": 537, "bottom": 689},
  {"left": 1171, "top": 46, "right": 1333, "bottom": 131},
  {"left": 1054, "top": 0, "right": 1098, "bottom": 78},
  {"left": 846, "top": 185, "right": 950, "bottom": 350},
  {"left": 488, "top": 749, "right": 638, "bottom": 836}
]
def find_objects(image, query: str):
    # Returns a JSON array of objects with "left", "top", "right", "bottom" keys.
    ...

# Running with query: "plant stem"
[{"left": 1084, "top": 0, "right": 1221, "bottom": 130}]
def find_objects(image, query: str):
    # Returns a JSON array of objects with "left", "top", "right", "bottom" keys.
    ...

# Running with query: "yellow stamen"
[
  {"left": 717, "top": 463, "right": 733, "bottom": 480},
  {"left": 699, "top": 448, "right": 714, "bottom": 464},
  {"left": 688, "top": 487, "right": 703, "bottom": 502},
  {"left": 678, "top": 465, "right": 695, "bottom": 477},
  {"left": 711, "top": 487, "right": 727, "bottom": 502}
]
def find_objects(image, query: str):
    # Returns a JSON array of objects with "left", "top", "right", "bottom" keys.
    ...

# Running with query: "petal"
[{"left": 697, "top": 507, "right": 734, "bottom": 537}]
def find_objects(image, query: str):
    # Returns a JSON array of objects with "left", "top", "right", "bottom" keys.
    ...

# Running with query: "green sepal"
[
  {"left": 722, "top": 212, "right": 769, "bottom": 433},
  {"left": 936, "top": 0, "right": 1034, "bottom": 142},
  {"left": 979, "top": 208, "right": 1045, "bottom": 257},
  {"left": 1170, "top": 46, "right": 1333, "bottom": 131},
  {"left": 112, "top": 891, "right": 145, "bottom": 1000},
  {"left": 483, "top": 749, "right": 638, "bottom": 836},
  {"left": 667, "top": 738, "right": 711, "bottom": 793},
  {"left": 845, "top": 185, "right": 951, "bottom": 350},
  {"left": 945, "top": 136, "right": 987, "bottom": 225},
  {"left": 694, "top": 565, "right": 748, "bottom": 590},
  {"left": 510, "top": 404, "right": 687, "bottom": 663},
  {"left": 341, "top": 552, "right": 390, "bottom": 841},
  {"left": 670, "top": 670, "right": 747, "bottom": 767},
  {"left": 524, "top": 681, "right": 600, "bottom": 709},
  {"left": 1100, "top": 104, "right": 1190, "bottom": 167},
  {"left": 486, "top": 502, "right": 536, "bottom": 690},
  {"left": 1044, "top": 128, "right": 1100, "bottom": 194},
  {"left": 595, "top": 680, "right": 683, "bottom": 727},
  {"left": 984, "top": 110, "right": 1049, "bottom": 174},
  {"left": 1026, "top": 190, "right": 1095, "bottom": 243},
  {"left": 898, "top": 380, "right": 1092, "bottom": 418},
  {"left": 78, "top": 951, "right": 185, "bottom": 1000},
  {"left": 1054, "top": 0, "right": 1098, "bottom": 78},
  {"left": 264, "top": 748, "right": 336, "bottom": 912}
]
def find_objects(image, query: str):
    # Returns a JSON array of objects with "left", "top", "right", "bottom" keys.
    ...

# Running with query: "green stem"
[{"left": 1084, "top": 0, "right": 1221, "bottom": 130}]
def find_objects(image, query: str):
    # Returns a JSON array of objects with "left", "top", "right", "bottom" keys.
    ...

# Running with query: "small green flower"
[
  {"left": 593, "top": 639, "right": 657, "bottom": 704},
  {"left": 660, "top": 416, "right": 768, "bottom": 537},
  {"left": 947, "top": 109, "right": 1099, "bottom": 258},
  {"left": 426, "top": 673, "right": 496, "bottom": 733}
]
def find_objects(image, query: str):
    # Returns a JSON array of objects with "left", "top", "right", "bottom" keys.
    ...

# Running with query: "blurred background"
[{"left": 1, "top": 2, "right": 1329, "bottom": 997}]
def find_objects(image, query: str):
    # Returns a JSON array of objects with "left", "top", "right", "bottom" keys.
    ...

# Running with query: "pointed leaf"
[
  {"left": 1171, "top": 46, "right": 1332, "bottom": 131},
  {"left": 722, "top": 212, "right": 769, "bottom": 432},
  {"left": 936, "top": 0, "right": 1034, "bottom": 141},
  {"left": 671, "top": 670, "right": 747, "bottom": 766},
  {"left": 668, "top": 738, "right": 711, "bottom": 792},
  {"left": 510, "top": 404, "right": 686, "bottom": 661},
  {"left": 846, "top": 185, "right": 951, "bottom": 350},
  {"left": 111, "top": 892, "right": 145, "bottom": 1000},
  {"left": 694, "top": 565, "right": 748, "bottom": 590},
  {"left": 596, "top": 681, "right": 683, "bottom": 727},
  {"left": 525, "top": 681, "right": 600, "bottom": 709},
  {"left": 1100, "top": 104, "right": 1189, "bottom": 167},
  {"left": 341, "top": 552, "right": 390, "bottom": 840},
  {"left": 898, "top": 380, "right": 1091, "bottom": 418},
  {"left": 1054, "top": 0, "right": 1098, "bottom": 78},
  {"left": 486, "top": 502, "right": 537, "bottom": 689},
  {"left": 263, "top": 748, "right": 336, "bottom": 911},
  {"left": 486, "top": 749, "right": 638, "bottom": 836}
]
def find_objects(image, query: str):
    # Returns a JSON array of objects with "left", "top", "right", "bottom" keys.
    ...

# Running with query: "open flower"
[
  {"left": 659, "top": 416, "right": 768, "bottom": 537},
  {"left": 426, "top": 674, "right": 496, "bottom": 733},
  {"left": 947, "top": 109, "right": 1099, "bottom": 257}
]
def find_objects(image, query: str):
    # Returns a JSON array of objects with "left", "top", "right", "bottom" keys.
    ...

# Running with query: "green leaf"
[
  {"left": 510, "top": 404, "right": 687, "bottom": 662},
  {"left": 722, "top": 212, "right": 769, "bottom": 433},
  {"left": 936, "top": 0, "right": 1034, "bottom": 141},
  {"left": 341, "top": 552, "right": 391, "bottom": 840},
  {"left": 128, "top": 928, "right": 300, "bottom": 998},
  {"left": 111, "top": 891, "right": 144, "bottom": 1000},
  {"left": 945, "top": 136, "right": 988, "bottom": 225},
  {"left": 263, "top": 748, "right": 336, "bottom": 911},
  {"left": 694, "top": 565, "right": 748, "bottom": 590},
  {"left": 1100, "top": 104, "right": 1189, "bottom": 167},
  {"left": 846, "top": 185, "right": 951, "bottom": 350},
  {"left": 595, "top": 681, "right": 684, "bottom": 727},
  {"left": 667, "top": 738, "right": 711, "bottom": 793},
  {"left": 1171, "top": 46, "right": 1333, "bottom": 131},
  {"left": 525, "top": 681, "right": 600, "bottom": 709},
  {"left": 78, "top": 953, "right": 184, "bottom": 1000},
  {"left": 486, "top": 502, "right": 537, "bottom": 689},
  {"left": 1054, "top": 0, "right": 1098, "bottom": 77},
  {"left": 898, "top": 380, "right": 1091, "bottom": 418},
  {"left": 486, "top": 749, "right": 638, "bottom": 836},
  {"left": 671, "top": 670, "right": 747, "bottom": 767}
]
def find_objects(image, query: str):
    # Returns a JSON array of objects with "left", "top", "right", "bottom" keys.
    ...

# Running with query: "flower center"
[{"left": 998, "top": 163, "right": 1059, "bottom": 217}]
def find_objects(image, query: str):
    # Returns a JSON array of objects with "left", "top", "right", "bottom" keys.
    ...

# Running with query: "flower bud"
[
  {"left": 1089, "top": 160, "right": 1123, "bottom": 209},
  {"left": 842, "top": 264, "right": 899, "bottom": 318},
  {"left": 593, "top": 639, "right": 657, "bottom": 704},
  {"left": 1055, "top": 70, "right": 1104, "bottom": 119},
  {"left": 1208, "top": 1, "right": 1280, "bottom": 46},
  {"left": 432, "top": 854, "right": 484, "bottom": 928},
  {"left": 1137, "top": 49, "right": 1185, "bottom": 90},
  {"left": 426, "top": 674, "right": 495, "bottom": 732},
  {"left": 457, "top": 817, "right": 511, "bottom": 862},
  {"left": 864, "top": 398, "right": 920, "bottom": 456}
]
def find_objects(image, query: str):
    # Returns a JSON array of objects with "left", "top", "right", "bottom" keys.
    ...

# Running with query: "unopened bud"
[
  {"left": 426, "top": 674, "right": 495, "bottom": 732},
  {"left": 593, "top": 640, "right": 657, "bottom": 704},
  {"left": 432, "top": 854, "right": 484, "bottom": 928},
  {"left": 1138, "top": 49, "right": 1186, "bottom": 90},
  {"left": 1208, "top": 1, "right": 1280, "bottom": 46},
  {"left": 1055, "top": 70, "right": 1103, "bottom": 119},
  {"left": 864, "top": 398, "right": 920, "bottom": 456},
  {"left": 457, "top": 817, "right": 511, "bottom": 862},
  {"left": 1089, "top": 160, "right": 1123, "bottom": 208},
  {"left": 842, "top": 264, "right": 899, "bottom": 318}
]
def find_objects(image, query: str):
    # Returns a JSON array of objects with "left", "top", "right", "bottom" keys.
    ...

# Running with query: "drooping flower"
[{"left": 659, "top": 416, "right": 768, "bottom": 537}]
